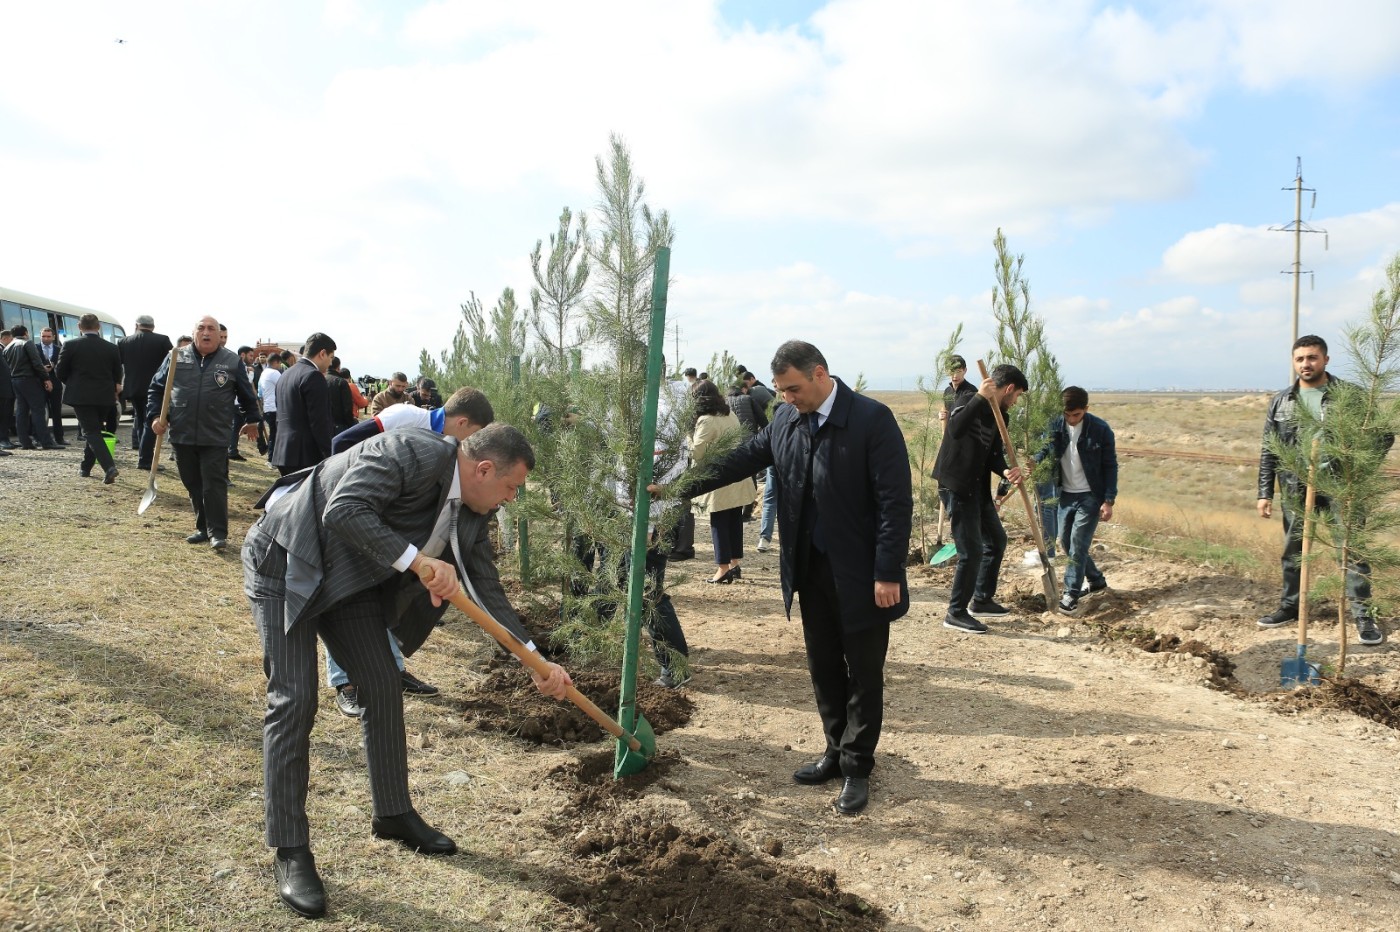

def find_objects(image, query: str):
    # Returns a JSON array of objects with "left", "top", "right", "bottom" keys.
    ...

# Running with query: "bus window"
[{"left": 101, "top": 322, "right": 118, "bottom": 342}]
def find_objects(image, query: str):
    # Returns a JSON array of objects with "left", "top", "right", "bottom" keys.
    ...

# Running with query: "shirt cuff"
[{"left": 392, "top": 544, "right": 418, "bottom": 573}]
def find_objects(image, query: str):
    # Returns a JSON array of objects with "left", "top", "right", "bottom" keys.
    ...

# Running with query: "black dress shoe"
[
  {"left": 400, "top": 669, "right": 439, "bottom": 696},
  {"left": 833, "top": 776, "right": 869, "bottom": 815},
  {"left": 229, "top": 451, "right": 247, "bottom": 461},
  {"left": 79, "top": 467, "right": 92, "bottom": 477},
  {"left": 186, "top": 531, "right": 210, "bottom": 544},
  {"left": 209, "top": 537, "right": 228, "bottom": 551},
  {"left": 371, "top": 809, "right": 457, "bottom": 855},
  {"left": 274, "top": 846, "right": 326, "bottom": 918},
  {"left": 41, "top": 443, "right": 62, "bottom": 450},
  {"left": 103, "top": 467, "right": 119, "bottom": 485},
  {"left": 792, "top": 756, "right": 841, "bottom": 785},
  {"left": 52, "top": 440, "right": 69, "bottom": 447}
]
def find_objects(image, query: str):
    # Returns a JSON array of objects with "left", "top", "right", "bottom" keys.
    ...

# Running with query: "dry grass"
[{"left": 0, "top": 445, "right": 581, "bottom": 931}]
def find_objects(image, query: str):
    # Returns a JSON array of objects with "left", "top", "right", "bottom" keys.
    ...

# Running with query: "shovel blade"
[
  {"left": 1281, "top": 649, "right": 1321, "bottom": 688},
  {"left": 1040, "top": 565, "right": 1059, "bottom": 608},
  {"left": 929, "top": 541, "right": 958, "bottom": 566},
  {"left": 613, "top": 712, "right": 657, "bottom": 778},
  {"left": 137, "top": 480, "right": 158, "bottom": 515}
]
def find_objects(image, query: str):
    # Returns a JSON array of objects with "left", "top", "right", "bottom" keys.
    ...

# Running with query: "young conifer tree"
[
  {"left": 1272, "top": 253, "right": 1400, "bottom": 671},
  {"left": 986, "top": 228, "right": 1062, "bottom": 543},
  {"left": 530, "top": 207, "right": 591, "bottom": 376}
]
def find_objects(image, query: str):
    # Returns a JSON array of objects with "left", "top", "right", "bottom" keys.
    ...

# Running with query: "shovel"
[
  {"left": 138, "top": 347, "right": 179, "bottom": 515},
  {"left": 1281, "top": 439, "right": 1322, "bottom": 688},
  {"left": 426, "top": 571, "right": 657, "bottom": 770},
  {"left": 976, "top": 360, "right": 1059, "bottom": 607},
  {"left": 929, "top": 498, "right": 957, "bottom": 565}
]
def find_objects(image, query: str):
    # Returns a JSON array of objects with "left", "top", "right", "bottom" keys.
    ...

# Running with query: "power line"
[{"left": 1269, "top": 157, "right": 1328, "bottom": 360}]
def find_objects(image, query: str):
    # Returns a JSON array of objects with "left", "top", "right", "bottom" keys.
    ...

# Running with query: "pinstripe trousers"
[{"left": 250, "top": 581, "right": 413, "bottom": 848}]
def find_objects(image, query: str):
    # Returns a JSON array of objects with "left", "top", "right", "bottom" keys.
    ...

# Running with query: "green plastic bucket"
[{"left": 102, "top": 432, "right": 117, "bottom": 455}]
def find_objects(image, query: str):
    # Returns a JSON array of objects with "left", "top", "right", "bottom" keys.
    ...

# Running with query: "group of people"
[{"left": 7, "top": 318, "right": 1386, "bottom": 919}]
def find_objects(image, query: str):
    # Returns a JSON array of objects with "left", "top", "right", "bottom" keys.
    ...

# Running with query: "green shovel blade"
[{"left": 613, "top": 712, "right": 658, "bottom": 778}]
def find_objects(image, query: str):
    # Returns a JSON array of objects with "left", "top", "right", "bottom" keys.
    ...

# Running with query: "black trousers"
[
  {"left": 796, "top": 546, "right": 889, "bottom": 778},
  {"left": 45, "top": 379, "right": 64, "bottom": 440},
  {"left": 708, "top": 506, "right": 745, "bottom": 564},
  {"left": 173, "top": 443, "right": 230, "bottom": 538},
  {"left": 1279, "top": 495, "right": 1372, "bottom": 615},
  {"left": 72, "top": 405, "right": 117, "bottom": 474},
  {"left": 129, "top": 396, "right": 148, "bottom": 451},
  {"left": 0, "top": 393, "right": 14, "bottom": 443},
  {"left": 947, "top": 488, "right": 1007, "bottom": 611},
  {"left": 12, "top": 377, "right": 53, "bottom": 447},
  {"left": 264, "top": 411, "right": 278, "bottom": 459}
]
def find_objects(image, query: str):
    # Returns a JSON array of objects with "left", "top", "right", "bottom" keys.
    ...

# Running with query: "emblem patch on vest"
[{"left": 214, "top": 370, "right": 229, "bottom": 387}]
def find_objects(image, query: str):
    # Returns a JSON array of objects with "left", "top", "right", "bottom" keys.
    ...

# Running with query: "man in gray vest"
[
  {"left": 242, "top": 423, "right": 570, "bottom": 918},
  {"left": 147, "top": 316, "right": 261, "bottom": 551}
]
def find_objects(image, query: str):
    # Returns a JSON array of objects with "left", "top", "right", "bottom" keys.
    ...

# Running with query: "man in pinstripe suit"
[{"left": 243, "top": 424, "right": 570, "bottom": 918}]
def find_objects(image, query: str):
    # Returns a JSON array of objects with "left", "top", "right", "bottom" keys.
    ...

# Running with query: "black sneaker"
[
  {"left": 1356, "top": 610, "right": 1385, "bottom": 646},
  {"left": 943, "top": 609, "right": 989, "bottom": 634},
  {"left": 969, "top": 599, "right": 1010, "bottom": 617},
  {"left": 400, "top": 669, "right": 440, "bottom": 695},
  {"left": 1083, "top": 581, "right": 1108, "bottom": 594},
  {"left": 1058, "top": 592, "right": 1083, "bottom": 616},
  {"left": 1257, "top": 607, "right": 1296, "bottom": 629},
  {"left": 335, "top": 684, "right": 365, "bottom": 718}
]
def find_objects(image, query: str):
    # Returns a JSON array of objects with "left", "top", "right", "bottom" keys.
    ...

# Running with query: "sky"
[{"left": 2, "top": 0, "right": 1398, "bottom": 391}]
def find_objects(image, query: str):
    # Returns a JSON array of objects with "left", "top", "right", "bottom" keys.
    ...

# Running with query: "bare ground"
[{"left": 4, "top": 438, "right": 1400, "bottom": 931}]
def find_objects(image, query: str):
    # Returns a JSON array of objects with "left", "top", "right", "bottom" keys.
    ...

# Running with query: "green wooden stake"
[
  {"left": 510, "top": 354, "right": 531, "bottom": 584},
  {"left": 616, "top": 246, "right": 670, "bottom": 778}
]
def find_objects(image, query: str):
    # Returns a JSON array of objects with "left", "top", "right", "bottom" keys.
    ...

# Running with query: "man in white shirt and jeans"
[{"left": 1035, "top": 386, "right": 1118, "bottom": 615}]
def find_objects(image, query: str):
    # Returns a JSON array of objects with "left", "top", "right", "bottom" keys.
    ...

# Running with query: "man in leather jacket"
[{"left": 1256, "top": 335, "right": 1388, "bottom": 645}]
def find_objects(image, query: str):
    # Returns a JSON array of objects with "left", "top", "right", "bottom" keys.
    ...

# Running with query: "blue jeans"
[
  {"left": 758, "top": 466, "right": 777, "bottom": 541},
  {"left": 1037, "top": 481, "right": 1058, "bottom": 558},
  {"left": 327, "top": 632, "right": 405, "bottom": 687},
  {"left": 947, "top": 490, "right": 1006, "bottom": 611},
  {"left": 1057, "top": 490, "right": 1106, "bottom": 596}
]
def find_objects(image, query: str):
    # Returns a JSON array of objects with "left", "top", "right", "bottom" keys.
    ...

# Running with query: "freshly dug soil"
[
  {"left": 1270, "top": 676, "right": 1400, "bottom": 729},
  {"left": 459, "top": 667, "right": 694, "bottom": 745},
  {"left": 554, "top": 809, "right": 884, "bottom": 932}
]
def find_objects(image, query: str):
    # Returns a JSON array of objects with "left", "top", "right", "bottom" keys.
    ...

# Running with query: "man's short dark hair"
[
  {"left": 79, "top": 313, "right": 100, "bottom": 331},
  {"left": 331, "top": 355, "right": 341, "bottom": 369},
  {"left": 237, "top": 345, "right": 253, "bottom": 355},
  {"left": 463, "top": 422, "right": 534, "bottom": 471},
  {"left": 771, "top": 340, "right": 828, "bottom": 377},
  {"left": 444, "top": 386, "right": 494, "bottom": 426},
  {"left": 1062, "top": 386, "right": 1089, "bottom": 411},
  {"left": 11, "top": 325, "right": 28, "bottom": 338},
  {"left": 741, "top": 371, "right": 756, "bottom": 382},
  {"left": 219, "top": 324, "right": 227, "bottom": 331},
  {"left": 990, "top": 363, "right": 1028, "bottom": 391},
  {"left": 948, "top": 354, "right": 967, "bottom": 372},
  {"left": 279, "top": 350, "right": 294, "bottom": 364},
  {"left": 391, "top": 372, "right": 408, "bottom": 383},
  {"left": 178, "top": 335, "right": 193, "bottom": 346},
  {"left": 339, "top": 367, "right": 351, "bottom": 379},
  {"left": 304, "top": 333, "right": 336, "bottom": 358},
  {"left": 682, "top": 367, "right": 697, "bottom": 378},
  {"left": 1294, "top": 334, "right": 1328, "bottom": 354}
]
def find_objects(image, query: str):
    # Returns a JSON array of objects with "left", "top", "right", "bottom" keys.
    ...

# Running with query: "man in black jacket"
[
  {"left": 270, "top": 333, "right": 336, "bottom": 476},
  {"left": 37, "top": 327, "right": 67, "bottom": 445},
  {"left": 932, "top": 363, "right": 1027, "bottom": 634},
  {"left": 0, "top": 331, "right": 15, "bottom": 452},
  {"left": 119, "top": 315, "right": 174, "bottom": 466},
  {"left": 672, "top": 340, "right": 911, "bottom": 816},
  {"left": 57, "top": 314, "right": 124, "bottom": 482},
  {"left": 1256, "top": 335, "right": 1386, "bottom": 645},
  {"left": 3, "top": 325, "right": 59, "bottom": 449},
  {"left": 148, "top": 317, "right": 261, "bottom": 550}
]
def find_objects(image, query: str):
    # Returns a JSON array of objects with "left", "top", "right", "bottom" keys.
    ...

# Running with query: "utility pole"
[{"left": 1270, "top": 157, "right": 1328, "bottom": 364}]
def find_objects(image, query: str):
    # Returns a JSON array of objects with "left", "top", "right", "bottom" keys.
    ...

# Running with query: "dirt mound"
[
  {"left": 461, "top": 667, "right": 694, "bottom": 745},
  {"left": 549, "top": 748, "right": 679, "bottom": 814},
  {"left": 1269, "top": 676, "right": 1400, "bottom": 728},
  {"left": 554, "top": 810, "right": 884, "bottom": 932}
]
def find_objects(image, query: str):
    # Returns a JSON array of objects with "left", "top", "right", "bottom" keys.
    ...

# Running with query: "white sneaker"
[{"left": 756, "top": 538, "right": 770, "bottom": 552}]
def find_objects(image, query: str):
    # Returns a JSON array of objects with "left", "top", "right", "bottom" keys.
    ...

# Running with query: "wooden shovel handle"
[
  {"left": 976, "top": 360, "right": 1053, "bottom": 559},
  {"left": 149, "top": 348, "right": 178, "bottom": 477},
  {"left": 417, "top": 566, "right": 642, "bottom": 751},
  {"left": 1297, "top": 438, "right": 1319, "bottom": 644}
]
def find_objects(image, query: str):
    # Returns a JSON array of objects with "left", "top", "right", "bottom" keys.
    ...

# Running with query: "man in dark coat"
[
  {"left": 56, "top": 314, "right": 124, "bottom": 482},
  {"left": 932, "top": 364, "right": 1028, "bottom": 634},
  {"left": 243, "top": 424, "right": 570, "bottom": 918},
  {"left": 270, "top": 333, "right": 336, "bottom": 476},
  {"left": 37, "top": 327, "right": 66, "bottom": 445},
  {"left": 147, "top": 316, "right": 261, "bottom": 550},
  {"left": 673, "top": 340, "right": 911, "bottom": 816},
  {"left": 118, "top": 314, "right": 174, "bottom": 466},
  {"left": 2, "top": 324, "right": 58, "bottom": 449},
  {"left": 0, "top": 332, "right": 15, "bottom": 452}
]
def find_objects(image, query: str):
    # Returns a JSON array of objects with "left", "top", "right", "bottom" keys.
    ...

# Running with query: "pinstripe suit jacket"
[{"left": 243, "top": 427, "right": 527, "bottom": 656}]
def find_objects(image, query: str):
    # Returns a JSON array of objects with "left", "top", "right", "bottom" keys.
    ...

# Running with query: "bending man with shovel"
[{"left": 243, "top": 424, "right": 571, "bottom": 919}]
